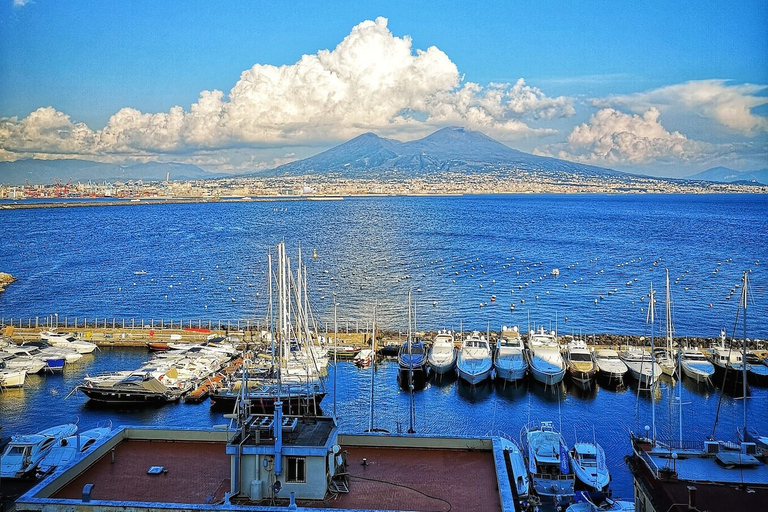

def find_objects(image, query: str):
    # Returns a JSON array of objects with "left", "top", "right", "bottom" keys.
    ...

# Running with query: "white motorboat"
[
  {"left": 37, "top": 423, "right": 112, "bottom": 475},
  {"left": 565, "top": 339, "right": 597, "bottom": 389},
  {"left": 1, "top": 423, "right": 78, "bottom": 478},
  {"left": 0, "top": 363, "right": 26, "bottom": 388},
  {"left": 427, "top": 330, "right": 457, "bottom": 375},
  {"left": 593, "top": 349, "right": 627, "bottom": 385},
  {"left": 521, "top": 421, "right": 575, "bottom": 499},
  {"left": 3, "top": 345, "right": 66, "bottom": 372},
  {"left": 39, "top": 330, "right": 98, "bottom": 354},
  {"left": 494, "top": 326, "right": 527, "bottom": 382},
  {"left": 353, "top": 349, "right": 374, "bottom": 368},
  {"left": 525, "top": 327, "right": 566, "bottom": 385},
  {"left": 568, "top": 442, "right": 610, "bottom": 492},
  {"left": 456, "top": 331, "right": 493, "bottom": 385},
  {"left": 566, "top": 494, "right": 634, "bottom": 512},
  {"left": 499, "top": 437, "right": 530, "bottom": 500},
  {"left": 678, "top": 346, "right": 714, "bottom": 383},
  {"left": 619, "top": 347, "right": 661, "bottom": 387},
  {"left": 708, "top": 331, "right": 748, "bottom": 386},
  {"left": 0, "top": 350, "right": 47, "bottom": 374}
]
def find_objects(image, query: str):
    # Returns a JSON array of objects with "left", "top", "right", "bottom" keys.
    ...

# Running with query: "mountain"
[
  {"left": 0, "top": 159, "right": 220, "bottom": 185},
  {"left": 262, "top": 126, "right": 626, "bottom": 179},
  {"left": 686, "top": 166, "right": 768, "bottom": 185}
]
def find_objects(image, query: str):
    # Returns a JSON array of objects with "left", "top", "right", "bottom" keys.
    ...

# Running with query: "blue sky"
[{"left": 1, "top": 0, "right": 766, "bottom": 177}]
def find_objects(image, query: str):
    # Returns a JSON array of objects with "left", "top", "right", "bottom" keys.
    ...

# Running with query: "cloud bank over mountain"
[{"left": 0, "top": 17, "right": 765, "bottom": 176}]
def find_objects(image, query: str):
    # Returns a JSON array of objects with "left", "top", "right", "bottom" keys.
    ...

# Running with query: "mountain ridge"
[{"left": 261, "top": 126, "right": 626, "bottom": 179}]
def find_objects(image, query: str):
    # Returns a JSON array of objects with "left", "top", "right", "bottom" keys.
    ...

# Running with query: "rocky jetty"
[{"left": 0, "top": 272, "right": 17, "bottom": 292}]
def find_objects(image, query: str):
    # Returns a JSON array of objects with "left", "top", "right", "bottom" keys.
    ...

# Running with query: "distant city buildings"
[{"left": 1, "top": 171, "right": 766, "bottom": 200}]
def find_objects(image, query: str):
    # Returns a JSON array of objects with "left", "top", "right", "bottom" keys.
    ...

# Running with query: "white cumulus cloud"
[
  {"left": 593, "top": 80, "right": 768, "bottom": 135},
  {"left": 543, "top": 107, "right": 714, "bottom": 165},
  {"left": 0, "top": 17, "right": 574, "bottom": 164}
]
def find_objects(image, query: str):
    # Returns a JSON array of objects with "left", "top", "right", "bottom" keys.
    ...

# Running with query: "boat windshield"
[{"left": 570, "top": 353, "right": 592, "bottom": 362}]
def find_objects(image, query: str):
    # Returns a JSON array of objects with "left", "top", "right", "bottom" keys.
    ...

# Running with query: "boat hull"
[{"left": 77, "top": 385, "right": 183, "bottom": 404}]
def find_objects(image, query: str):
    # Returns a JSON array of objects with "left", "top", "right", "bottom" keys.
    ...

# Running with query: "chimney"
[{"left": 687, "top": 485, "right": 697, "bottom": 510}]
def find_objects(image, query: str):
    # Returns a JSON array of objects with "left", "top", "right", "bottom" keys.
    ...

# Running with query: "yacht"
[
  {"left": 0, "top": 363, "right": 26, "bottom": 388},
  {"left": 569, "top": 441, "right": 610, "bottom": 492},
  {"left": 37, "top": 423, "right": 112, "bottom": 476},
  {"left": 427, "top": 330, "right": 457, "bottom": 376},
  {"left": 620, "top": 347, "right": 661, "bottom": 387},
  {"left": 525, "top": 326, "right": 566, "bottom": 385},
  {"left": 709, "top": 331, "right": 748, "bottom": 387},
  {"left": 0, "top": 350, "right": 47, "bottom": 374},
  {"left": 397, "top": 338, "right": 428, "bottom": 387},
  {"left": 493, "top": 326, "right": 527, "bottom": 382},
  {"left": 1, "top": 423, "right": 77, "bottom": 478},
  {"left": 593, "top": 349, "right": 628, "bottom": 386},
  {"left": 564, "top": 338, "right": 597, "bottom": 389},
  {"left": 3, "top": 345, "right": 66, "bottom": 372},
  {"left": 521, "top": 421, "right": 575, "bottom": 501},
  {"left": 678, "top": 346, "right": 715, "bottom": 384},
  {"left": 456, "top": 331, "right": 493, "bottom": 385},
  {"left": 39, "top": 330, "right": 98, "bottom": 354}
]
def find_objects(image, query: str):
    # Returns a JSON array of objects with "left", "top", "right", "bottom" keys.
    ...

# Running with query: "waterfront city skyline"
[{"left": 0, "top": 1, "right": 766, "bottom": 178}]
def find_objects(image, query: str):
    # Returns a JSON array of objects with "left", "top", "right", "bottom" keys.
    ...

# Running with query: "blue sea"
[
  {"left": 1, "top": 194, "right": 767, "bottom": 503},
  {"left": 1, "top": 194, "right": 766, "bottom": 336}
]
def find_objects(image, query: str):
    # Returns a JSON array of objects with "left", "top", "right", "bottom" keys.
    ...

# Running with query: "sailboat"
[
  {"left": 397, "top": 291, "right": 428, "bottom": 389},
  {"left": 210, "top": 243, "right": 326, "bottom": 415},
  {"left": 620, "top": 284, "right": 661, "bottom": 388},
  {"left": 653, "top": 269, "right": 677, "bottom": 377},
  {"left": 365, "top": 304, "right": 388, "bottom": 433}
]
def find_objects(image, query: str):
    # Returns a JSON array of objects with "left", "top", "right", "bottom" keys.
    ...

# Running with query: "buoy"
[{"left": 312, "top": 249, "right": 317, "bottom": 260}]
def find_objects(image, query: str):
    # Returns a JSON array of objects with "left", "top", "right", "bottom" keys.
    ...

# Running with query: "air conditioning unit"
[
  {"left": 741, "top": 442, "right": 757, "bottom": 455},
  {"left": 704, "top": 441, "right": 719, "bottom": 454}
]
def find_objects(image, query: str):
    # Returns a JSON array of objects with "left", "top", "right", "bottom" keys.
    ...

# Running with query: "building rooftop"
[{"left": 17, "top": 427, "right": 514, "bottom": 512}]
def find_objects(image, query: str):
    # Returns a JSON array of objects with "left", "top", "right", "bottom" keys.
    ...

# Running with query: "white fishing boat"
[
  {"left": 427, "top": 329, "right": 457, "bottom": 375},
  {"left": 456, "top": 331, "right": 492, "bottom": 385},
  {"left": 568, "top": 442, "right": 610, "bottom": 492},
  {"left": 37, "top": 423, "right": 112, "bottom": 476},
  {"left": 678, "top": 346, "right": 714, "bottom": 383},
  {"left": 521, "top": 421, "right": 575, "bottom": 500},
  {"left": 565, "top": 338, "right": 597, "bottom": 389},
  {"left": 39, "top": 330, "right": 98, "bottom": 354},
  {"left": 619, "top": 347, "right": 661, "bottom": 387},
  {"left": 494, "top": 326, "right": 527, "bottom": 382},
  {"left": 525, "top": 326, "right": 566, "bottom": 385},
  {"left": 1, "top": 423, "right": 78, "bottom": 478},
  {"left": 499, "top": 438, "right": 530, "bottom": 500},
  {"left": 593, "top": 349, "right": 628, "bottom": 386}
]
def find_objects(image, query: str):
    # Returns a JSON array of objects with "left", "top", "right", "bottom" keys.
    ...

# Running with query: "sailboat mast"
[
  {"left": 742, "top": 271, "right": 748, "bottom": 433},
  {"left": 665, "top": 269, "right": 673, "bottom": 353},
  {"left": 649, "top": 282, "right": 656, "bottom": 443},
  {"left": 369, "top": 303, "right": 376, "bottom": 432},
  {"left": 333, "top": 294, "right": 338, "bottom": 421},
  {"left": 408, "top": 289, "right": 415, "bottom": 433}
]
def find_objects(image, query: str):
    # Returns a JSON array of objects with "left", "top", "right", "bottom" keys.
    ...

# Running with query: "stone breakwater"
[{"left": 0, "top": 272, "right": 16, "bottom": 292}]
